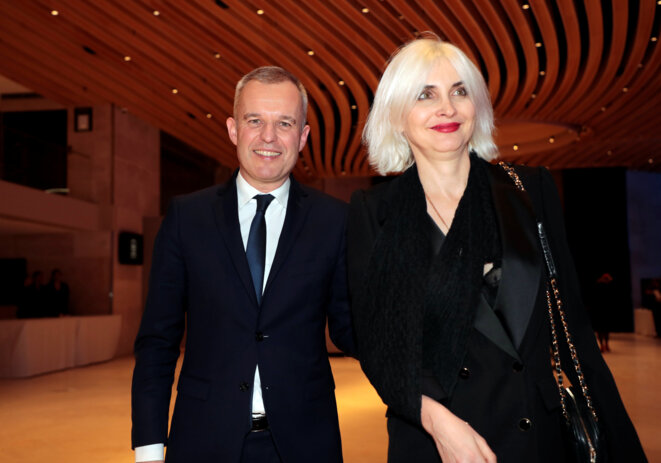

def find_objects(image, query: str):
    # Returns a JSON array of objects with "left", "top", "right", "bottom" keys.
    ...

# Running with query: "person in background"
[
  {"left": 46, "top": 268, "right": 69, "bottom": 317},
  {"left": 18, "top": 270, "right": 47, "bottom": 318},
  {"left": 590, "top": 272, "right": 615, "bottom": 352},
  {"left": 16, "top": 273, "right": 33, "bottom": 319},
  {"left": 131, "top": 66, "right": 354, "bottom": 463},
  {"left": 347, "top": 35, "right": 646, "bottom": 462},
  {"left": 645, "top": 279, "right": 661, "bottom": 338}
]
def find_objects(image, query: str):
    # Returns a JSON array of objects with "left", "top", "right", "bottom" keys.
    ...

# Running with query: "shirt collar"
[{"left": 236, "top": 170, "right": 290, "bottom": 209}]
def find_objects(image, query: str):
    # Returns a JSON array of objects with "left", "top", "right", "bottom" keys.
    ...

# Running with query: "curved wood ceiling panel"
[{"left": 0, "top": 0, "right": 659, "bottom": 177}]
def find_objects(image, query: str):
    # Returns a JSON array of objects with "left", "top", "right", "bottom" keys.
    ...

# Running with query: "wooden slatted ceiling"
[{"left": 0, "top": 0, "right": 659, "bottom": 177}]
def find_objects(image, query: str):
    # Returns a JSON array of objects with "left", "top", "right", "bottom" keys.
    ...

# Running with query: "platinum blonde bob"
[{"left": 363, "top": 35, "right": 498, "bottom": 174}]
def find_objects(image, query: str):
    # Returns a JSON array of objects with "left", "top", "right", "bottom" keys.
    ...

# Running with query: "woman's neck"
[
  {"left": 415, "top": 150, "right": 471, "bottom": 199},
  {"left": 414, "top": 150, "right": 472, "bottom": 234}
]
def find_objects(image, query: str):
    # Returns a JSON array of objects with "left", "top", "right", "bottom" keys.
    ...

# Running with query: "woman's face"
[{"left": 402, "top": 58, "right": 476, "bottom": 163}]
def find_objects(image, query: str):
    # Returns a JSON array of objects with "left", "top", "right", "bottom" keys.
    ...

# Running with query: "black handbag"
[
  {"left": 500, "top": 163, "right": 607, "bottom": 463},
  {"left": 564, "top": 386, "right": 607, "bottom": 462}
]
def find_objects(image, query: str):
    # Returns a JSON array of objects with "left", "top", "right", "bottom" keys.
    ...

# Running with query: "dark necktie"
[{"left": 246, "top": 194, "right": 274, "bottom": 304}]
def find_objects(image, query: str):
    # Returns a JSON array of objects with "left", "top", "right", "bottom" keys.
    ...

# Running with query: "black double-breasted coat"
[{"left": 347, "top": 162, "right": 646, "bottom": 462}]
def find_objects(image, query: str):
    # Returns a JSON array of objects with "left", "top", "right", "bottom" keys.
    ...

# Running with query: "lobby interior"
[{"left": 1, "top": 1, "right": 661, "bottom": 462}]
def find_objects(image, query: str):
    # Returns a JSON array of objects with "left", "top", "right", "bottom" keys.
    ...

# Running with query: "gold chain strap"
[{"left": 498, "top": 161, "right": 598, "bottom": 423}]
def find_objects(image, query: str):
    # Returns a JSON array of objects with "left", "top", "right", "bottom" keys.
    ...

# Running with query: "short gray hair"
[
  {"left": 234, "top": 66, "right": 308, "bottom": 127},
  {"left": 363, "top": 35, "right": 498, "bottom": 174}
]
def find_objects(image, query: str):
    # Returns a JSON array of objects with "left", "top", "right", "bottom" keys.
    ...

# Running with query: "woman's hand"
[{"left": 421, "top": 395, "right": 497, "bottom": 463}]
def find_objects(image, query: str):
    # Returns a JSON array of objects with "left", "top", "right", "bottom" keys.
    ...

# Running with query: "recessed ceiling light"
[
  {"left": 652, "top": 37, "right": 658, "bottom": 42},
  {"left": 535, "top": 42, "right": 542, "bottom": 48},
  {"left": 648, "top": 158, "right": 654, "bottom": 164},
  {"left": 51, "top": 10, "right": 59, "bottom": 16},
  {"left": 548, "top": 136, "right": 555, "bottom": 143},
  {"left": 214, "top": 52, "right": 221, "bottom": 59},
  {"left": 338, "top": 80, "right": 345, "bottom": 86},
  {"left": 307, "top": 50, "right": 315, "bottom": 56},
  {"left": 513, "top": 144, "right": 519, "bottom": 151},
  {"left": 362, "top": 8, "right": 369, "bottom": 13},
  {"left": 153, "top": 10, "right": 160, "bottom": 16},
  {"left": 622, "top": 87, "right": 629, "bottom": 92},
  {"left": 171, "top": 88, "right": 179, "bottom": 94},
  {"left": 522, "top": 4, "right": 530, "bottom": 10},
  {"left": 206, "top": 113, "right": 213, "bottom": 119},
  {"left": 257, "top": 9, "right": 264, "bottom": 15},
  {"left": 124, "top": 56, "right": 132, "bottom": 62},
  {"left": 531, "top": 93, "right": 537, "bottom": 99},
  {"left": 539, "top": 70, "right": 546, "bottom": 76},
  {"left": 351, "top": 105, "right": 357, "bottom": 109}
]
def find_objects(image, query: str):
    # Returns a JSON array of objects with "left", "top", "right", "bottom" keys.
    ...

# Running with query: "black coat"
[
  {"left": 348, "top": 162, "right": 646, "bottom": 462},
  {"left": 132, "top": 174, "right": 355, "bottom": 463}
]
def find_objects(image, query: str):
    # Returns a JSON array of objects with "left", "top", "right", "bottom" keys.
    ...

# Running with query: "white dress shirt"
[{"left": 135, "top": 171, "right": 289, "bottom": 462}]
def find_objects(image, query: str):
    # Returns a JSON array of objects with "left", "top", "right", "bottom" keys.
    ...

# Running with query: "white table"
[{"left": 0, "top": 315, "right": 121, "bottom": 378}]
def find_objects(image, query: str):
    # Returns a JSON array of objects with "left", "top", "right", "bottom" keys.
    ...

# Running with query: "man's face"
[{"left": 226, "top": 80, "right": 310, "bottom": 192}]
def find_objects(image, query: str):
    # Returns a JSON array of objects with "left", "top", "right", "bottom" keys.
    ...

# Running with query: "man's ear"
[
  {"left": 226, "top": 117, "right": 238, "bottom": 145},
  {"left": 298, "top": 124, "right": 311, "bottom": 152}
]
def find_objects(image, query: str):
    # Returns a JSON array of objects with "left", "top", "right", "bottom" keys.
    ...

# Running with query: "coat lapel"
[
  {"left": 213, "top": 174, "right": 259, "bottom": 306},
  {"left": 263, "top": 177, "right": 312, "bottom": 297},
  {"left": 488, "top": 164, "right": 543, "bottom": 349},
  {"left": 474, "top": 293, "right": 521, "bottom": 361}
]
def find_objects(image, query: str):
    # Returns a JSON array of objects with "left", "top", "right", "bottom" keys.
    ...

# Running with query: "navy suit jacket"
[{"left": 132, "top": 173, "right": 354, "bottom": 463}]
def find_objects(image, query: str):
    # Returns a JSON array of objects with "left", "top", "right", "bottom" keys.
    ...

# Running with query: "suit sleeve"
[
  {"left": 347, "top": 189, "right": 377, "bottom": 307},
  {"left": 131, "top": 198, "right": 187, "bottom": 449},
  {"left": 347, "top": 189, "right": 374, "bottom": 359},
  {"left": 536, "top": 168, "right": 647, "bottom": 461},
  {"left": 326, "top": 202, "right": 356, "bottom": 357}
]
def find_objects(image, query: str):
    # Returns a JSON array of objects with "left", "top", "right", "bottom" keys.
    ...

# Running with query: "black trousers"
[{"left": 240, "top": 430, "right": 283, "bottom": 463}]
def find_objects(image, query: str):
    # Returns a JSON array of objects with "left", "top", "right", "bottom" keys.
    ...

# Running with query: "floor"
[{"left": 0, "top": 333, "right": 658, "bottom": 462}]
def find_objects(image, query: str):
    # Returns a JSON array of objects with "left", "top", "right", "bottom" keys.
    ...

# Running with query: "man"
[{"left": 131, "top": 66, "right": 354, "bottom": 463}]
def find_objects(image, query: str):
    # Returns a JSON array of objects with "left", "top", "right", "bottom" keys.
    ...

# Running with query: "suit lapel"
[
  {"left": 263, "top": 177, "right": 312, "bottom": 297},
  {"left": 213, "top": 175, "right": 259, "bottom": 306},
  {"left": 488, "top": 164, "right": 543, "bottom": 349}
]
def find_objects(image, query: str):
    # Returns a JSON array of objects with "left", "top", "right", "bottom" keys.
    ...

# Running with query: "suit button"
[
  {"left": 239, "top": 382, "right": 250, "bottom": 392},
  {"left": 459, "top": 367, "right": 470, "bottom": 379},
  {"left": 513, "top": 362, "right": 524, "bottom": 372},
  {"left": 255, "top": 332, "right": 264, "bottom": 341},
  {"left": 519, "top": 418, "right": 532, "bottom": 431}
]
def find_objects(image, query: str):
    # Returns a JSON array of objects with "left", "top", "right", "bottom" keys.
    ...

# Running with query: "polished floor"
[{"left": 0, "top": 333, "right": 659, "bottom": 462}]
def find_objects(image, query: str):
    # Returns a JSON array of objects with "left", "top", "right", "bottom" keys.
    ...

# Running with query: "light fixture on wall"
[
  {"left": 118, "top": 232, "right": 144, "bottom": 265},
  {"left": 74, "top": 107, "right": 93, "bottom": 132}
]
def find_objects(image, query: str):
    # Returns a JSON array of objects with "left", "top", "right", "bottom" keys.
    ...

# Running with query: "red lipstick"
[{"left": 431, "top": 123, "right": 460, "bottom": 133}]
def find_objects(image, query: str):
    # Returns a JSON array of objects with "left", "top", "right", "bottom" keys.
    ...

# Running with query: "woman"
[
  {"left": 347, "top": 35, "right": 646, "bottom": 462},
  {"left": 590, "top": 272, "right": 615, "bottom": 352}
]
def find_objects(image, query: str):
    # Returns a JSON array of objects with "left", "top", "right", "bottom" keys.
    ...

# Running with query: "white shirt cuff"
[{"left": 135, "top": 443, "right": 164, "bottom": 462}]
